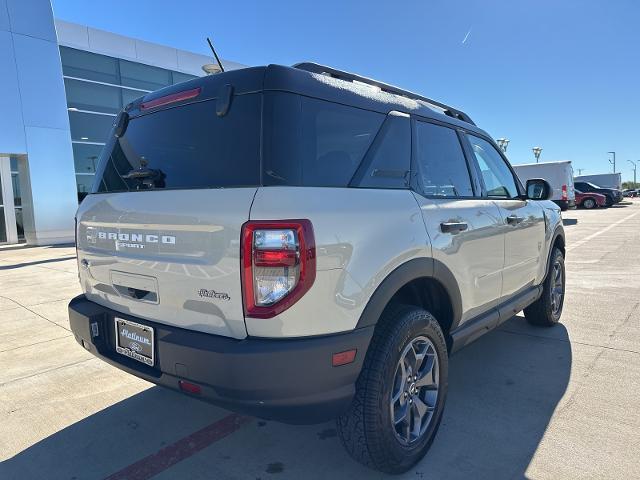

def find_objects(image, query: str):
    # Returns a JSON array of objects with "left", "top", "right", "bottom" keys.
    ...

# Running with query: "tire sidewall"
[
  {"left": 371, "top": 310, "right": 448, "bottom": 471},
  {"left": 583, "top": 198, "right": 595, "bottom": 209}
]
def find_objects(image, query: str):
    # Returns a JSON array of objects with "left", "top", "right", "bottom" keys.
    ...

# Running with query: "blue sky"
[{"left": 52, "top": 0, "right": 640, "bottom": 181}]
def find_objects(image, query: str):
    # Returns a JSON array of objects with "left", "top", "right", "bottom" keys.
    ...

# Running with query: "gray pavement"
[{"left": 1, "top": 201, "right": 639, "bottom": 479}]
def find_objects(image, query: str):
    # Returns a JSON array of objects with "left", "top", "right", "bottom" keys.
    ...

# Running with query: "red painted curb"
[{"left": 104, "top": 413, "right": 252, "bottom": 480}]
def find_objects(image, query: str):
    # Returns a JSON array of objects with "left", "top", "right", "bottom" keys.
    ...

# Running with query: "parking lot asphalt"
[{"left": 1, "top": 201, "right": 639, "bottom": 480}]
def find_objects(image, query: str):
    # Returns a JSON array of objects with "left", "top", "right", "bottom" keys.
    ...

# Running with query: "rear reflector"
[
  {"left": 178, "top": 380, "right": 202, "bottom": 395},
  {"left": 332, "top": 349, "right": 357, "bottom": 367},
  {"left": 141, "top": 87, "right": 201, "bottom": 110}
]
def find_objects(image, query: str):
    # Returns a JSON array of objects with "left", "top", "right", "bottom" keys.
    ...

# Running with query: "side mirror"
[{"left": 526, "top": 178, "right": 553, "bottom": 200}]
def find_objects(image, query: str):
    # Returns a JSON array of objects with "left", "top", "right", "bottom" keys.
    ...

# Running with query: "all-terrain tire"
[
  {"left": 524, "top": 247, "right": 565, "bottom": 326},
  {"left": 336, "top": 305, "right": 448, "bottom": 474}
]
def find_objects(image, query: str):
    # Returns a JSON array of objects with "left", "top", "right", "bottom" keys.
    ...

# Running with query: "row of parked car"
[{"left": 513, "top": 162, "right": 625, "bottom": 211}]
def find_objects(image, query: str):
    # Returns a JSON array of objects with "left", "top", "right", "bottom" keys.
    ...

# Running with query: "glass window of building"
[
  {"left": 120, "top": 60, "right": 172, "bottom": 91},
  {"left": 172, "top": 71, "right": 197, "bottom": 84},
  {"left": 73, "top": 143, "right": 104, "bottom": 174},
  {"left": 10, "top": 158, "right": 24, "bottom": 240},
  {"left": 0, "top": 172, "right": 5, "bottom": 243},
  {"left": 76, "top": 174, "right": 95, "bottom": 202},
  {"left": 65, "top": 78, "right": 122, "bottom": 114},
  {"left": 121, "top": 88, "right": 145, "bottom": 108},
  {"left": 68, "top": 111, "right": 115, "bottom": 143},
  {"left": 60, "top": 47, "right": 119, "bottom": 84}
]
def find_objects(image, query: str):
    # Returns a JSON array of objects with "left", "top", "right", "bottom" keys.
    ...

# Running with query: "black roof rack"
[{"left": 293, "top": 62, "right": 475, "bottom": 126}]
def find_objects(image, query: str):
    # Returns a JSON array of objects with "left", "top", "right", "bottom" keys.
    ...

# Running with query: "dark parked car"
[
  {"left": 573, "top": 181, "right": 623, "bottom": 207},
  {"left": 622, "top": 189, "right": 637, "bottom": 198},
  {"left": 575, "top": 189, "right": 606, "bottom": 209}
]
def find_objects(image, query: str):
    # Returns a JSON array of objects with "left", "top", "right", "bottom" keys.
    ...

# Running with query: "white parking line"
[{"left": 567, "top": 210, "right": 640, "bottom": 252}]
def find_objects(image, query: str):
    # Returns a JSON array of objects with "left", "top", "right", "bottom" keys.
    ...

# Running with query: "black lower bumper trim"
[{"left": 68, "top": 295, "right": 373, "bottom": 424}]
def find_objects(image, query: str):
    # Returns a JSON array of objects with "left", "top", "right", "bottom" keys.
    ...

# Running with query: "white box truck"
[
  {"left": 513, "top": 160, "right": 575, "bottom": 210},
  {"left": 574, "top": 173, "right": 622, "bottom": 190}
]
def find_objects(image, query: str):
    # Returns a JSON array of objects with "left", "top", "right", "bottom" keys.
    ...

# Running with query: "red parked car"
[{"left": 575, "top": 189, "right": 607, "bottom": 209}]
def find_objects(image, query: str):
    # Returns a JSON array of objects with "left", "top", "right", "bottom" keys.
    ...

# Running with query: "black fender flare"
[
  {"left": 355, "top": 257, "right": 463, "bottom": 331},
  {"left": 544, "top": 225, "right": 566, "bottom": 280}
]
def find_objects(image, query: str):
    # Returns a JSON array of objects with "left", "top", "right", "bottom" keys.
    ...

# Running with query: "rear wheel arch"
[
  {"left": 552, "top": 229, "right": 565, "bottom": 257},
  {"left": 543, "top": 227, "right": 565, "bottom": 282},
  {"left": 355, "top": 258, "right": 462, "bottom": 350}
]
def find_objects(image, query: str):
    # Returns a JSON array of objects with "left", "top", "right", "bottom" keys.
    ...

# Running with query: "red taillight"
[
  {"left": 241, "top": 220, "right": 316, "bottom": 319},
  {"left": 254, "top": 249, "right": 298, "bottom": 267},
  {"left": 562, "top": 184, "right": 568, "bottom": 200},
  {"left": 140, "top": 87, "right": 201, "bottom": 110}
]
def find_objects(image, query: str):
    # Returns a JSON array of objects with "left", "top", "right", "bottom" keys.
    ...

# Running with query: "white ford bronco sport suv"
[{"left": 69, "top": 63, "right": 566, "bottom": 473}]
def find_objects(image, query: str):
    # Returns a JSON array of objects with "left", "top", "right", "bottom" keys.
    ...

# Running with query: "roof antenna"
[{"left": 206, "top": 37, "right": 225, "bottom": 73}]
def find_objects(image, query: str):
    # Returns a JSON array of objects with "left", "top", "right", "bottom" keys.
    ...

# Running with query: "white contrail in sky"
[{"left": 462, "top": 27, "right": 472, "bottom": 44}]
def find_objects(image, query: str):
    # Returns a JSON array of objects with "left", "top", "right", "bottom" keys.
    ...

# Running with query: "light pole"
[
  {"left": 577, "top": 168, "right": 586, "bottom": 175},
  {"left": 532, "top": 146, "right": 543, "bottom": 163},
  {"left": 628, "top": 160, "right": 637, "bottom": 187},
  {"left": 496, "top": 138, "right": 510, "bottom": 152},
  {"left": 608, "top": 151, "right": 616, "bottom": 173}
]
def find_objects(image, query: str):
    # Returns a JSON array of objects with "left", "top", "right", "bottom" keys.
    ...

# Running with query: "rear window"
[
  {"left": 263, "top": 93, "right": 384, "bottom": 187},
  {"left": 94, "top": 94, "right": 261, "bottom": 193}
]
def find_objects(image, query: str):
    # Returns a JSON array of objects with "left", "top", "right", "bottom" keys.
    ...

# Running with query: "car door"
[
  {"left": 463, "top": 134, "right": 546, "bottom": 301},
  {"left": 411, "top": 119, "right": 505, "bottom": 325}
]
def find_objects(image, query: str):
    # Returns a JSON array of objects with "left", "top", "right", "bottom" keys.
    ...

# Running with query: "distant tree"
[{"left": 622, "top": 181, "right": 640, "bottom": 189}]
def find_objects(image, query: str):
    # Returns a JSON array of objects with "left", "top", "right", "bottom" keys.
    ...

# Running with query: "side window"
[
  {"left": 466, "top": 135, "right": 519, "bottom": 198},
  {"left": 352, "top": 113, "right": 410, "bottom": 189},
  {"left": 414, "top": 121, "right": 474, "bottom": 197}
]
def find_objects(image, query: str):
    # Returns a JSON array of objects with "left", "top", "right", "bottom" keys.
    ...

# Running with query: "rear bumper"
[
  {"left": 68, "top": 295, "right": 373, "bottom": 424},
  {"left": 553, "top": 199, "right": 574, "bottom": 210}
]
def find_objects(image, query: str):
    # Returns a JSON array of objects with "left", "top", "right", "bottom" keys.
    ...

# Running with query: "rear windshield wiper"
[
  {"left": 123, "top": 166, "right": 166, "bottom": 189},
  {"left": 123, "top": 166, "right": 162, "bottom": 179}
]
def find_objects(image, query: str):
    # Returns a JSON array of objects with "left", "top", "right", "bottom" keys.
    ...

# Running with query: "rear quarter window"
[
  {"left": 263, "top": 93, "right": 384, "bottom": 187},
  {"left": 94, "top": 94, "right": 261, "bottom": 193}
]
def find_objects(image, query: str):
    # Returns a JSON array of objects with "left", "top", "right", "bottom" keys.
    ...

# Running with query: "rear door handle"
[
  {"left": 440, "top": 222, "right": 468, "bottom": 233},
  {"left": 506, "top": 215, "right": 524, "bottom": 225}
]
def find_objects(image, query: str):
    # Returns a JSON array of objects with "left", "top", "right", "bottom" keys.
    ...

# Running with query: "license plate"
[{"left": 114, "top": 318, "right": 154, "bottom": 366}]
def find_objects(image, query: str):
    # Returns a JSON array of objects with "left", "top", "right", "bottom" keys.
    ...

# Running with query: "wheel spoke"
[
  {"left": 405, "top": 345, "right": 419, "bottom": 373},
  {"left": 416, "top": 354, "right": 437, "bottom": 388},
  {"left": 413, "top": 396, "right": 431, "bottom": 421},
  {"left": 394, "top": 402, "right": 409, "bottom": 425}
]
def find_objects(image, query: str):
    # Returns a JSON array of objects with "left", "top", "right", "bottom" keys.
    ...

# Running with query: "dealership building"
[{"left": 0, "top": 0, "right": 243, "bottom": 245}]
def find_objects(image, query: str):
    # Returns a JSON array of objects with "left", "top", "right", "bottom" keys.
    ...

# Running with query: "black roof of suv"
[
  {"left": 94, "top": 63, "right": 497, "bottom": 196},
  {"left": 126, "top": 63, "right": 489, "bottom": 137}
]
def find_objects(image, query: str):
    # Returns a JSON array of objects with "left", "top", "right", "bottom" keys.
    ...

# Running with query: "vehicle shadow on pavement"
[
  {"left": 1, "top": 316, "right": 571, "bottom": 480},
  {"left": 0, "top": 256, "right": 77, "bottom": 270}
]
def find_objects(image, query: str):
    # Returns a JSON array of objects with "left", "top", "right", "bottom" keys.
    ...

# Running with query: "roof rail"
[{"left": 293, "top": 62, "right": 475, "bottom": 126}]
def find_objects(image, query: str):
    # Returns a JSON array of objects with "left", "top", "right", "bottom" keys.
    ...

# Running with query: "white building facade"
[{"left": 0, "top": 0, "right": 242, "bottom": 245}]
